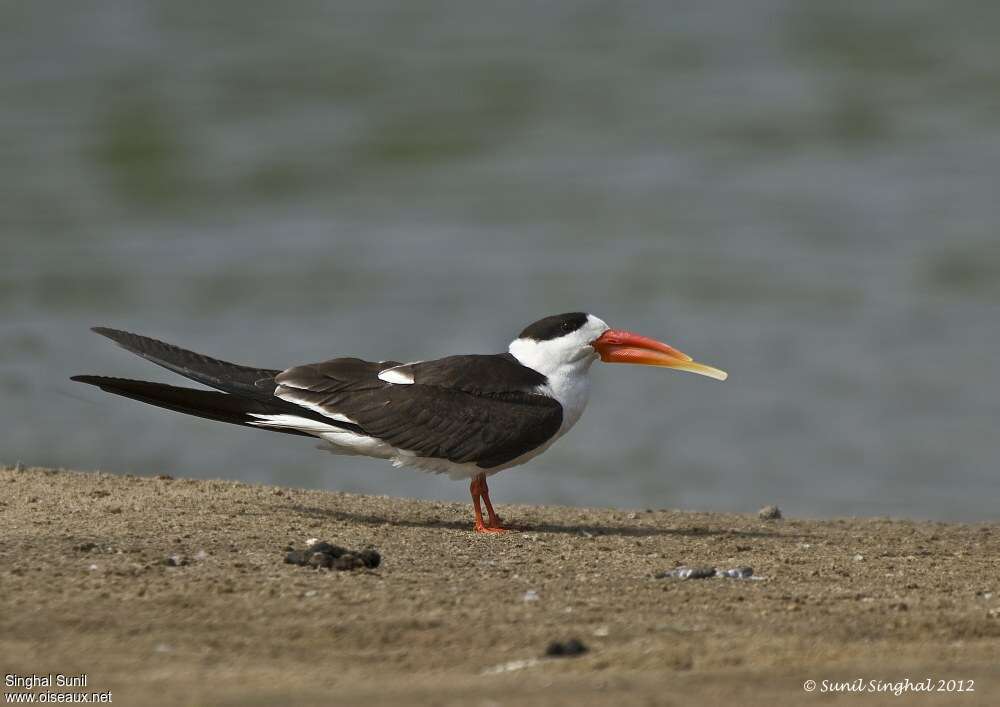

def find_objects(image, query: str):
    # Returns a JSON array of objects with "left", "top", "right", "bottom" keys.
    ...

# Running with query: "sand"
[{"left": 2, "top": 464, "right": 998, "bottom": 706}]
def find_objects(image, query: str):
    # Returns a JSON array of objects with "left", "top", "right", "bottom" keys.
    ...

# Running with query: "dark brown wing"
[
  {"left": 398, "top": 353, "right": 548, "bottom": 394},
  {"left": 275, "top": 354, "right": 563, "bottom": 468},
  {"left": 275, "top": 357, "right": 401, "bottom": 393}
]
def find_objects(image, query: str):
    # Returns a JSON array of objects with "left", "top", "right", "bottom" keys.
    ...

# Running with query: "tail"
[
  {"left": 89, "top": 327, "right": 280, "bottom": 401},
  {"left": 74, "top": 328, "right": 367, "bottom": 437},
  {"left": 71, "top": 376, "right": 314, "bottom": 437}
]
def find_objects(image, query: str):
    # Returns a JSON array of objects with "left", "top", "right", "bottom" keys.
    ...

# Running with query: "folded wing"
[{"left": 276, "top": 354, "right": 563, "bottom": 468}]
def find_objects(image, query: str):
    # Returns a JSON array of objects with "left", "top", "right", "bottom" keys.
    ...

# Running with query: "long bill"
[{"left": 592, "top": 330, "right": 728, "bottom": 381}]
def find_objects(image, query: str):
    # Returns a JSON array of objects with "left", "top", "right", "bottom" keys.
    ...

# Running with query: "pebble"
[
  {"left": 482, "top": 658, "right": 541, "bottom": 675},
  {"left": 332, "top": 554, "right": 364, "bottom": 570},
  {"left": 545, "top": 639, "right": 588, "bottom": 657},
  {"left": 656, "top": 566, "right": 717, "bottom": 580},
  {"left": 309, "top": 542, "right": 350, "bottom": 557},
  {"left": 758, "top": 505, "right": 782, "bottom": 520},
  {"left": 309, "top": 552, "right": 333, "bottom": 568},
  {"left": 716, "top": 566, "right": 754, "bottom": 579},
  {"left": 656, "top": 565, "right": 755, "bottom": 580},
  {"left": 284, "top": 540, "right": 380, "bottom": 571}
]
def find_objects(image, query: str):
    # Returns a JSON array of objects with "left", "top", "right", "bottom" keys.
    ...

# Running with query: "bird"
[{"left": 72, "top": 312, "right": 726, "bottom": 533}]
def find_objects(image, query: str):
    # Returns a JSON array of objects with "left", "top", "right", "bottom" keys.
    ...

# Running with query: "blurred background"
[{"left": 2, "top": 1, "right": 998, "bottom": 520}]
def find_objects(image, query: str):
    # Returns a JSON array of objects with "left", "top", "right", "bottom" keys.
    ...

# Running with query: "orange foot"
[{"left": 470, "top": 475, "right": 512, "bottom": 534}]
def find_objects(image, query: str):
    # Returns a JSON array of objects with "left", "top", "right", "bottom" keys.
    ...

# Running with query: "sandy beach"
[{"left": 2, "top": 464, "right": 998, "bottom": 705}]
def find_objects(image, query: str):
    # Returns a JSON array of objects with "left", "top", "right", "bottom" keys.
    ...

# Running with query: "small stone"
[
  {"left": 285, "top": 540, "right": 380, "bottom": 571},
  {"left": 522, "top": 589, "right": 540, "bottom": 602},
  {"left": 758, "top": 505, "right": 782, "bottom": 520},
  {"left": 656, "top": 566, "right": 716, "bottom": 580},
  {"left": 593, "top": 626, "right": 610, "bottom": 637},
  {"left": 309, "top": 552, "right": 333, "bottom": 568},
  {"left": 717, "top": 566, "right": 754, "bottom": 579},
  {"left": 332, "top": 554, "right": 364, "bottom": 570},
  {"left": 75, "top": 542, "right": 98, "bottom": 553},
  {"left": 853, "top": 554, "right": 865, "bottom": 562},
  {"left": 545, "top": 639, "right": 588, "bottom": 657},
  {"left": 309, "top": 542, "right": 348, "bottom": 558},
  {"left": 358, "top": 549, "right": 381, "bottom": 568},
  {"left": 284, "top": 550, "right": 311, "bottom": 566},
  {"left": 155, "top": 474, "right": 174, "bottom": 481},
  {"left": 163, "top": 555, "right": 189, "bottom": 567}
]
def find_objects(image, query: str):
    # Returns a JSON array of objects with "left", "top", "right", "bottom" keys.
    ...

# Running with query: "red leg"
[
  {"left": 470, "top": 475, "right": 507, "bottom": 533},
  {"left": 480, "top": 477, "right": 505, "bottom": 529}
]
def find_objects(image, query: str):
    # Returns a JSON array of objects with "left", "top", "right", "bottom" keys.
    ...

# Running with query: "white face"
[{"left": 508, "top": 313, "right": 610, "bottom": 377}]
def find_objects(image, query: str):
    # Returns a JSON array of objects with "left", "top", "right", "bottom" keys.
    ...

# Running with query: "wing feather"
[{"left": 275, "top": 354, "right": 562, "bottom": 468}]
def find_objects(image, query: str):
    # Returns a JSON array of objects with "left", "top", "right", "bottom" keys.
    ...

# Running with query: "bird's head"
[{"left": 509, "top": 312, "right": 727, "bottom": 381}]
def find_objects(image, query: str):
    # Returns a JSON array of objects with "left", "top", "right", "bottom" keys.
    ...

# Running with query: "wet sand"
[{"left": 2, "top": 465, "right": 998, "bottom": 705}]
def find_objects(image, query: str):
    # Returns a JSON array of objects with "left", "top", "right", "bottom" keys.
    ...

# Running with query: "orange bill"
[{"left": 592, "top": 330, "right": 728, "bottom": 381}]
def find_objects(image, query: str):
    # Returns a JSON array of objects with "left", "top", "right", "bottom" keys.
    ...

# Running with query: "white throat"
[{"left": 507, "top": 314, "right": 609, "bottom": 438}]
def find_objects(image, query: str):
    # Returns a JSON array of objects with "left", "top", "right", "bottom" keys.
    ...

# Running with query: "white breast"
[
  {"left": 538, "top": 365, "right": 591, "bottom": 439},
  {"left": 507, "top": 322, "right": 604, "bottom": 445}
]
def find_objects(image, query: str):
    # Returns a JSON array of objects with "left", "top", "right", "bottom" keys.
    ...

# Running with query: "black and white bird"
[{"left": 73, "top": 313, "right": 726, "bottom": 533}]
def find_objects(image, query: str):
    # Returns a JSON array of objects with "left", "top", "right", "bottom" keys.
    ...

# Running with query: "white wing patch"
[
  {"left": 273, "top": 388, "right": 360, "bottom": 425},
  {"left": 246, "top": 414, "right": 340, "bottom": 434},
  {"left": 317, "top": 429, "right": 397, "bottom": 458},
  {"left": 377, "top": 365, "right": 414, "bottom": 385},
  {"left": 249, "top": 413, "right": 396, "bottom": 459}
]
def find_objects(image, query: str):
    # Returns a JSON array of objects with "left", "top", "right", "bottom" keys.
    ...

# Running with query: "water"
[{"left": 3, "top": 1, "right": 999, "bottom": 520}]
